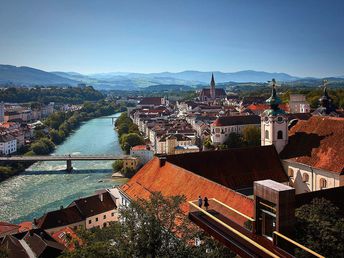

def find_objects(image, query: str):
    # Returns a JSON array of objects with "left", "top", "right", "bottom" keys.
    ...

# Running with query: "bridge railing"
[
  {"left": 189, "top": 198, "right": 255, "bottom": 232},
  {"left": 273, "top": 231, "right": 325, "bottom": 258},
  {"left": 188, "top": 200, "right": 279, "bottom": 258}
]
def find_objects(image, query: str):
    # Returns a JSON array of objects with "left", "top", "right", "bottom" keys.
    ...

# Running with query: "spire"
[
  {"left": 210, "top": 73, "right": 216, "bottom": 99},
  {"left": 313, "top": 80, "right": 337, "bottom": 116},
  {"left": 262, "top": 78, "right": 284, "bottom": 116},
  {"left": 211, "top": 73, "right": 215, "bottom": 87}
]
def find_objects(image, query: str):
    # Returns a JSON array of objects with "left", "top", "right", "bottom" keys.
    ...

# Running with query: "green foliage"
[
  {"left": 0, "top": 86, "right": 104, "bottom": 104},
  {"left": 112, "top": 160, "right": 123, "bottom": 172},
  {"left": 31, "top": 138, "right": 55, "bottom": 155},
  {"left": 62, "top": 192, "right": 234, "bottom": 258},
  {"left": 121, "top": 167, "right": 136, "bottom": 178},
  {"left": 242, "top": 125, "right": 261, "bottom": 146},
  {"left": 203, "top": 137, "right": 214, "bottom": 150},
  {"left": 0, "top": 166, "right": 14, "bottom": 181},
  {"left": 224, "top": 133, "right": 244, "bottom": 148},
  {"left": 295, "top": 198, "right": 344, "bottom": 257},
  {"left": 120, "top": 133, "right": 145, "bottom": 154}
]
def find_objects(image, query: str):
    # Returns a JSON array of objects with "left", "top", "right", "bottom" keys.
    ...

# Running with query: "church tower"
[
  {"left": 210, "top": 73, "right": 216, "bottom": 99},
  {"left": 261, "top": 79, "right": 288, "bottom": 153}
]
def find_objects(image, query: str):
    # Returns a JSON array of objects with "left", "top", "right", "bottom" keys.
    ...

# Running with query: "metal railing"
[
  {"left": 273, "top": 231, "right": 325, "bottom": 258},
  {"left": 189, "top": 200, "right": 279, "bottom": 258}
]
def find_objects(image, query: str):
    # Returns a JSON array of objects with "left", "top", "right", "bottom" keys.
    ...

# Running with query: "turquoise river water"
[{"left": 0, "top": 113, "right": 127, "bottom": 224}]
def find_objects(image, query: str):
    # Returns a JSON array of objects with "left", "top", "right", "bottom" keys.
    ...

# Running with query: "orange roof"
[
  {"left": 280, "top": 116, "right": 344, "bottom": 174},
  {"left": 51, "top": 227, "right": 82, "bottom": 251},
  {"left": 247, "top": 103, "right": 289, "bottom": 112},
  {"left": 18, "top": 221, "right": 32, "bottom": 232},
  {"left": 131, "top": 145, "right": 148, "bottom": 151},
  {"left": 120, "top": 157, "right": 254, "bottom": 225},
  {"left": 0, "top": 222, "right": 19, "bottom": 236}
]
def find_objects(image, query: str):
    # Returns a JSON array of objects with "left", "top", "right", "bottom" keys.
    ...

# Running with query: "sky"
[{"left": 0, "top": 0, "right": 343, "bottom": 77}]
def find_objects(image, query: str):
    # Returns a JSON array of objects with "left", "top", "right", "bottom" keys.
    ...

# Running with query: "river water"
[{"left": 0, "top": 113, "right": 127, "bottom": 224}]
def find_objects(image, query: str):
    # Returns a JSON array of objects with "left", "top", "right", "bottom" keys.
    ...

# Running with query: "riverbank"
[
  {"left": 0, "top": 100, "right": 126, "bottom": 182},
  {"left": 0, "top": 112, "right": 126, "bottom": 223}
]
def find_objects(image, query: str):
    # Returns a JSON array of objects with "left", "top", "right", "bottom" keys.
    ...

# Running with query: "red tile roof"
[
  {"left": 131, "top": 145, "right": 149, "bottom": 151},
  {"left": 51, "top": 227, "right": 82, "bottom": 251},
  {"left": 139, "top": 97, "right": 163, "bottom": 105},
  {"left": 280, "top": 116, "right": 344, "bottom": 174},
  {"left": 120, "top": 157, "right": 254, "bottom": 225},
  {"left": 0, "top": 222, "right": 19, "bottom": 236}
]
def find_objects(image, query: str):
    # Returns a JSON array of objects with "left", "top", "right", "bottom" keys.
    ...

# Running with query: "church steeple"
[
  {"left": 313, "top": 80, "right": 338, "bottom": 116},
  {"left": 261, "top": 78, "right": 288, "bottom": 154},
  {"left": 210, "top": 73, "right": 216, "bottom": 99}
]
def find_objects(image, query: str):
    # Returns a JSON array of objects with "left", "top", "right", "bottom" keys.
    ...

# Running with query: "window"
[
  {"left": 103, "top": 223, "right": 107, "bottom": 228},
  {"left": 288, "top": 168, "right": 294, "bottom": 178},
  {"left": 302, "top": 173, "right": 309, "bottom": 183},
  {"left": 111, "top": 212, "right": 115, "bottom": 217},
  {"left": 95, "top": 217, "right": 98, "bottom": 222},
  {"left": 277, "top": 130, "right": 283, "bottom": 139},
  {"left": 320, "top": 178, "right": 327, "bottom": 189},
  {"left": 265, "top": 130, "right": 269, "bottom": 139},
  {"left": 215, "top": 128, "right": 220, "bottom": 133},
  {"left": 88, "top": 219, "right": 92, "bottom": 224},
  {"left": 103, "top": 215, "right": 106, "bottom": 219}
]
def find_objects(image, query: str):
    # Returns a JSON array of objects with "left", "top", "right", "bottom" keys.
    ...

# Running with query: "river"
[{"left": 0, "top": 113, "right": 127, "bottom": 224}]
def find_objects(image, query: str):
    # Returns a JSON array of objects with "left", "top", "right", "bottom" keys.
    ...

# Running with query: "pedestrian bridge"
[
  {"left": 0, "top": 155, "right": 135, "bottom": 172},
  {"left": 188, "top": 198, "right": 324, "bottom": 258}
]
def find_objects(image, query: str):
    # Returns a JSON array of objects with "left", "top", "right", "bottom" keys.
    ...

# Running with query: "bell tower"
[{"left": 261, "top": 79, "right": 288, "bottom": 153}]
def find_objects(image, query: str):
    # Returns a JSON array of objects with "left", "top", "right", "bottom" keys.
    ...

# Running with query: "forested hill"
[{"left": 0, "top": 86, "right": 104, "bottom": 103}]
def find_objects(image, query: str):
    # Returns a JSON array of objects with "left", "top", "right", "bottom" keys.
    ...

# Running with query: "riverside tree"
[{"left": 61, "top": 192, "right": 233, "bottom": 258}]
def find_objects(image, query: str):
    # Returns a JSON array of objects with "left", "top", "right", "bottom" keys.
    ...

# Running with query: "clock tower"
[{"left": 261, "top": 79, "right": 288, "bottom": 153}]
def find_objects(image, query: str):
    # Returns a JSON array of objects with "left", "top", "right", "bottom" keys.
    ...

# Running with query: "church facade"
[{"left": 199, "top": 74, "right": 227, "bottom": 102}]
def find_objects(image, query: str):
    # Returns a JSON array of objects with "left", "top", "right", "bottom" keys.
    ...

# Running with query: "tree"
[
  {"left": 61, "top": 192, "right": 234, "bottom": 258},
  {"left": 295, "top": 198, "right": 344, "bottom": 257},
  {"left": 242, "top": 125, "right": 260, "bottom": 147},
  {"left": 49, "top": 129, "right": 62, "bottom": 144},
  {"left": 120, "top": 133, "right": 145, "bottom": 154},
  {"left": 112, "top": 160, "right": 123, "bottom": 172},
  {"left": 224, "top": 133, "right": 243, "bottom": 148},
  {"left": 117, "top": 123, "right": 129, "bottom": 136},
  {"left": 121, "top": 167, "right": 136, "bottom": 178},
  {"left": 203, "top": 137, "right": 214, "bottom": 150}
]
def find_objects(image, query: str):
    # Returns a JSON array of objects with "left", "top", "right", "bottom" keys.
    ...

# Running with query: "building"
[
  {"left": 312, "top": 86, "right": 339, "bottom": 117},
  {"left": 0, "top": 222, "right": 20, "bottom": 238},
  {"left": 36, "top": 191, "right": 118, "bottom": 234},
  {"left": 199, "top": 74, "right": 226, "bottom": 102},
  {"left": 122, "top": 157, "right": 139, "bottom": 170},
  {"left": 0, "top": 228, "right": 65, "bottom": 258},
  {"left": 289, "top": 94, "right": 310, "bottom": 113},
  {"left": 280, "top": 116, "right": 344, "bottom": 194},
  {"left": 156, "top": 133, "right": 198, "bottom": 155},
  {"left": 51, "top": 227, "right": 82, "bottom": 251},
  {"left": 260, "top": 80, "right": 288, "bottom": 154},
  {"left": 210, "top": 115, "right": 260, "bottom": 145},
  {"left": 130, "top": 145, "right": 154, "bottom": 165},
  {"left": 0, "top": 134, "right": 17, "bottom": 155},
  {"left": 137, "top": 97, "right": 167, "bottom": 108}
]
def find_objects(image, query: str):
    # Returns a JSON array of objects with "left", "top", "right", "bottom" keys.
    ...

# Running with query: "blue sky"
[{"left": 0, "top": 0, "right": 343, "bottom": 77}]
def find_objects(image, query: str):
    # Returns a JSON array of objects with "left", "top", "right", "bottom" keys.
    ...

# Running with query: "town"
[
  {"left": 1, "top": 0, "right": 344, "bottom": 257},
  {"left": 0, "top": 73, "right": 343, "bottom": 257}
]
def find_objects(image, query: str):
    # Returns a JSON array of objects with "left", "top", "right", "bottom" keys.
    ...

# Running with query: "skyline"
[{"left": 0, "top": 0, "right": 344, "bottom": 77}]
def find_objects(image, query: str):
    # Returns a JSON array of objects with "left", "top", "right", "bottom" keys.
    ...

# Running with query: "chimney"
[
  {"left": 159, "top": 156, "right": 167, "bottom": 167},
  {"left": 99, "top": 193, "right": 103, "bottom": 202},
  {"left": 33, "top": 218, "right": 37, "bottom": 225}
]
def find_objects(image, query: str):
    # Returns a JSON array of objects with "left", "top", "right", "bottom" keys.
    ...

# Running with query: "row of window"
[
  {"left": 88, "top": 212, "right": 116, "bottom": 224},
  {"left": 288, "top": 168, "right": 327, "bottom": 188},
  {"left": 265, "top": 130, "right": 283, "bottom": 140}
]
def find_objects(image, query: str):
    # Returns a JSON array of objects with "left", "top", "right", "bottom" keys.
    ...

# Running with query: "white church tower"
[{"left": 261, "top": 79, "right": 288, "bottom": 153}]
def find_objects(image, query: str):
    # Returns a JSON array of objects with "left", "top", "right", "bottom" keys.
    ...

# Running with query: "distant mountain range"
[{"left": 0, "top": 64, "right": 343, "bottom": 90}]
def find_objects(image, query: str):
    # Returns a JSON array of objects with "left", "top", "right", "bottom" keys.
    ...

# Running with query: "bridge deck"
[{"left": 0, "top": 155, "right": 135, "bottom": 162}]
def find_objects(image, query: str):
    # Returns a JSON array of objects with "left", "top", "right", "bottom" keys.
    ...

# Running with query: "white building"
[
  {"left": 130, "top": 145, "right": 154, "bottom": 165},
  {"left": 210, "top": 115, "right": 260, "bottom": 145},
  {"left": 156, "top": 134, "right": 198, "bottom": 155},
  {"left": 289, "top": 94, "right": 310, "bottom": 113},
  {"left": 0, "top": 134, "right": 17, "bottom": 155}
]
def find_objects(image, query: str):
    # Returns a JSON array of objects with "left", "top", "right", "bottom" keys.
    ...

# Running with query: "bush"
[
  {"left": 120, "top": 133, "right": 145, "bottom": 154},
  {"left": 112, "top": 160, "right": 123, "bottom": 172},
  {"left": 121, "top": 167, "right": 136, "bottom": 178}
]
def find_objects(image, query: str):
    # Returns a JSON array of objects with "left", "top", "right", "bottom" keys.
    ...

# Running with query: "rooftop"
[{"left": 280, "top": 116, "right": 344, "bottom": 174}]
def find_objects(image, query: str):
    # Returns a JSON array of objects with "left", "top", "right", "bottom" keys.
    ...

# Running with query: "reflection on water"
[{"left": 0, "top": 113, "right": 127, "bottom": 223}]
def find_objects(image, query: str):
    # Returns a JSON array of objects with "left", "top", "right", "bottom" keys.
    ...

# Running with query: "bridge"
[{"left": 0, "top": 155, "right": 135, "bottom": 172}]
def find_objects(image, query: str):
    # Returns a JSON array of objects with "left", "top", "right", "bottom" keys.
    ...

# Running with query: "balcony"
[{"left": 188, "top": 198, "right": 324, "bottom": 258}]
